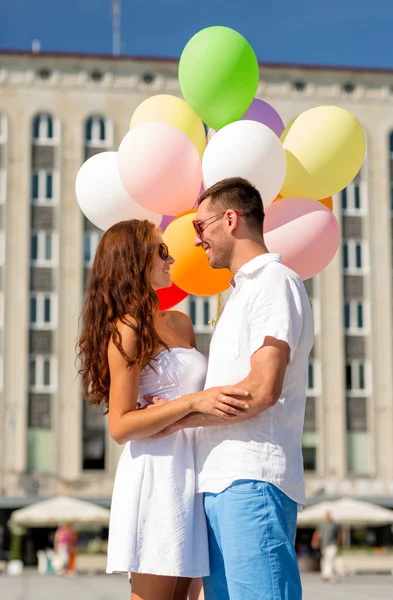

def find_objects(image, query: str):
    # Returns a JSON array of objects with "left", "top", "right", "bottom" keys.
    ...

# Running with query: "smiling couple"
[{"left": 77, "top": 176, "right": 314, "bottom": 600}]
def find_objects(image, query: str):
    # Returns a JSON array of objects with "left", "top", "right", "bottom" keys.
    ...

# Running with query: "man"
[
  {"left": 152, "top": 177, "right": 314, "bottom": 599},
  {"left": 311, "top": 511, "right": 341, "bottom": 583}
]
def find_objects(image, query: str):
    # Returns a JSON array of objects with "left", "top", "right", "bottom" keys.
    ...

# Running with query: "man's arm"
[{"left": 151, "top": 336, "right": 290, "bottom": 436}]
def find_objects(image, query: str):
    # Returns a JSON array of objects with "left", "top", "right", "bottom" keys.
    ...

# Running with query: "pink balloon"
[
  {"left": 118, "top": 122, "right": 202, "bottom": 216},
  {"left": 264, "top": 197, "right": 340, "bottom": 280},
  {"left": 241, "top": 99, "right": 284, "bottom": 137}
]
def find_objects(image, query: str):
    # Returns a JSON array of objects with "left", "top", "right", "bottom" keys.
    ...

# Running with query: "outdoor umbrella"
[
  {"left": 8, "top": 495, "right": 110, "bottom": 530},
  {"left": 297, "top": 497, "right": 393, "bottom": 527}
]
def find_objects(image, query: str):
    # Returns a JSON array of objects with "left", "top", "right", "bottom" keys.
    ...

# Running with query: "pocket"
[{"left": 226, "top": 479, "right": 263, "bottom": 495}]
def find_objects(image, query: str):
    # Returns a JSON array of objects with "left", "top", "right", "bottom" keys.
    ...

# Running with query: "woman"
[{"left": 77, "top": 219, "right": 249, "bottom": 600}]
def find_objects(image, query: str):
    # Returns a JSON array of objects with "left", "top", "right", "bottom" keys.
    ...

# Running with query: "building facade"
[{"left": 0, "top": 51, "right": 393, "bottom": 513}]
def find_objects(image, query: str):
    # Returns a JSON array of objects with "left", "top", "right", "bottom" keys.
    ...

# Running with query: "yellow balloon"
[
  {"left": 163, "top": 212, "right": 232, "bottom": 296},
  {"left": 280, "top": 106, "right": 366, "bottom": 200},
  {"left": 130, "top": 94, "right": 206, "bottom": 158}
]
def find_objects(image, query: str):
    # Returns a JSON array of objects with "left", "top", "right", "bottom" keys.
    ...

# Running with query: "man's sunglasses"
[
  {"left": 192, "top": 210, "right": 243, "bottom": 238},
  {"left": 158, "top": 242, "right": 169, "bottom": 261}
]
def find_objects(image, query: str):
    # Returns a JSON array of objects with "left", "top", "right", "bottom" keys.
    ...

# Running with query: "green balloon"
[{"left": 179, "top": 26, "right": 259, "bottom": 131}]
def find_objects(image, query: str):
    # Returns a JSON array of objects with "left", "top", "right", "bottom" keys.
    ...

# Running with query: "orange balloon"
[
  {"left": 163, "top": 212, "right": 232, "bottom": 296},
  {"left": 273, "top": 194, "right": 283, "bottom": 202},
  {"left": 317, "top": 196, "right": 333, "bottom": 211}
]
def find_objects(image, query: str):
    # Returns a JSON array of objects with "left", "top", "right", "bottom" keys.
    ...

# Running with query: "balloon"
[
  {"left": 130, "top": 95, "right": 206, "bottom": 158},
  {"left": 157, "top": 283, "right": 188, "bottom": 311},
  {"left": 163, "top": 212, "right": 232, "bottom": 296},
  {"left": 179, "top": 26, "right": 259, "bottom": 130},
  {"left": 202, "top": 120, "right": 286, "bottom": 207},
  {"left": 118, "top": 122, "right": 202, "bottom": 216},
  {"left": 160, "top": 215, "right": 175, "bottom": 230},
  {"left": 75, "top": 152, "right": 162, "bottom": 231},
  {"left": 318, "top": 196, "right": 333, "bottom": 211},
  {"left": 280, "top": 106, "right": 366, "bottom": 199},
  {"left": 241, "top": 98, "right": 284, "bottom": 137},
  {"left": 264, "top": 197, "right": 340, "bottom": 280},
  {"left": 274, "top": 194, "right": 333, "bottom": 211}
]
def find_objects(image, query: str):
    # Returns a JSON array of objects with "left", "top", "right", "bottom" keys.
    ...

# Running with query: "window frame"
[
  {"left": 32, "top": 114, "right": 59, "bottom": 145},
  {"left": 345, "top": 360, "right": 369, "bottom": 394},
  {"left": 28, "top": 355, "right": 57, "bottom": 393},
  {"left": 31, "top": 170, "right": 59, "bottom": 205},
  {"left": 341, "top": 181, "right": 367, "bottom": 215},
  {"left": 343, "top": 239, "right": 368, "bottom": 274},
  {"left": 30, "top": 292, "right": 58, "bottom": 329},
  {"left": 344, "top": 299, "right": 368, "bottom": 334},
  {"left": 31, "top": 231, "right": 58, "bottom": 266},
  {"left": 83, "top": 231, "right": 102, "bottom": 267},
  {"left": 188, "top": 295, "right": 215, "bottom": 334},
  {"left": 85, "top": 116, "right": 113, "bottom": 148}
]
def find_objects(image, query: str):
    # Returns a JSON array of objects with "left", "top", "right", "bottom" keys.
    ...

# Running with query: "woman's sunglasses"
[{"left": 158, "top": 242, "right": 169, "bottom": 261}]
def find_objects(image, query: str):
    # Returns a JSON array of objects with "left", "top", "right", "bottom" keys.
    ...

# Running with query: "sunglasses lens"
[
  {"left": 193, "top": 221, "right": 202, "bottom": 237},
  {"left": 159, "top": 243, "right": 169, "bottom": 260}
]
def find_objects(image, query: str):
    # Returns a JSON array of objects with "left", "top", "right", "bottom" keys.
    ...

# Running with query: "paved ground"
[{"left": 0, "top": 572, "right": 392, "bottom": 599}]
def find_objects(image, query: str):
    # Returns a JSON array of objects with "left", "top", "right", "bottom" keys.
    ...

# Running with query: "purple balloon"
[
  {"left": 160, "top": 215, "right": 175, "bottom": 230},
  {"left": 241, "top": 99, "right": 285, "bottom": 137}
]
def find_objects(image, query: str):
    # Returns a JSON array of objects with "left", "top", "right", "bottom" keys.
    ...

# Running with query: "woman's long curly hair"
[{"left": 76, "top": 219, "right": 167, "bottom": 408}]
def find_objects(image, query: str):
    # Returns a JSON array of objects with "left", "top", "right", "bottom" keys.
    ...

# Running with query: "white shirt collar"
[{"left": 231, "top": 253, "right": 282, "bottom": 288}]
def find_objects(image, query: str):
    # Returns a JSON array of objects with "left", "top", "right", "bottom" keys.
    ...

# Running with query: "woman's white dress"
[{"left": 106, "top": 347, "right": 210, "bottom": 577}]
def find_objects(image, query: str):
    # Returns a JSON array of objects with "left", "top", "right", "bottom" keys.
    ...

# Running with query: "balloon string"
[{"left": 210, "top": 293, "right": 223, "bottom": 328}]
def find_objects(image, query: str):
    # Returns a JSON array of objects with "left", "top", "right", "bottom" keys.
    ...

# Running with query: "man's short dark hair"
[{"left": 198, "top": 177, "right": 264, "bottom": 231}]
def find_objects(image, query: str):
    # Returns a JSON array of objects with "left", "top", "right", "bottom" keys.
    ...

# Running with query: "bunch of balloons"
[{"left": 76, "top": 25, "right": 366, "bottom": 310}]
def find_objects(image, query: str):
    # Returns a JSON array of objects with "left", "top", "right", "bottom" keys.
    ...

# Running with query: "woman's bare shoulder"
[{"left": 168, "top": 311, "right": 196, "bottom": 347}]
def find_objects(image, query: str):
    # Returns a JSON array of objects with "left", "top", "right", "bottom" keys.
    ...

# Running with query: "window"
[
  {"left": 188, "top": 296, "right": 214, "bottom": 333},
  {"left": 32, "top": 114, "right": 55, "bottom": 143},
  {"left": 30, "top": 293, "right": 57, "bottom": 328},
  {"left": 82, "top": 401, "right": 106, "bottom": 471},
  {"left": 31, "top": 232, "right": 57, "bottom": 265},
  {"left": 203, "top": 300, "right": 210, "bottom": 326},
  {"left": 341, "top": 182, "right": 365, "bottom": 214},
  {"left": 29, "top": 355, "right": 57, "bottom": 392},
  {"left": 85, "top": 116, "right": 113, "bottom": 147},
  {"left": 31, "top": 170, "right": 57, "bottom": 204},
  {"left": 303, "top": 446, "right": 317, "bottom": 472},
  {"left": 84, "top": 231, "right": 102, "bottom": 265},
  {"left": 343, "top": 240, "right": 366, "bottom": 273},
  {"left": 0, "top": 169, "right": 6, "bottom": 203},
  {"left": 190, "top": 298, "right": 196, "bottom": 325},
  {"left": 307, "top": 361, "right": 320, "bottom": 393},
  {"left": 344, "top": 300, "right": 366, "bottom": 332},
  {"left": 346, "top": 360, "right": 367, "bottom": 392},
  {"left": 307, "top": 362, "right": 314, "bottom": 391},
  {"left": 28, "top": 394, "right": 51, "bottom": 428}
]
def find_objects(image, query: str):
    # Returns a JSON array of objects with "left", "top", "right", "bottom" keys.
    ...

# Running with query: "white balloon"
[
  {"left": 202, "top": 120, "right": 286, "bottom": 207},
  {"left": 75, "top": 151, "right": 162, "bottom": 231}
]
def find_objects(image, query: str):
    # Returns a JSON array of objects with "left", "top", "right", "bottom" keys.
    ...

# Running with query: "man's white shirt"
[{"left": 196, "top": 253, "right": 314, "bottom": 506}]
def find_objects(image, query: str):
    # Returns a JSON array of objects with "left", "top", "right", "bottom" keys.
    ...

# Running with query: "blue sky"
[{"left": 1, "top": 0, "right": 393, "bottom": 68}]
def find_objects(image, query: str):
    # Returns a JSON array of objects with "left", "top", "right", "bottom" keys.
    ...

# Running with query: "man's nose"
[{"left": 194, "top": 235, "right": 202, "bottom": 247}]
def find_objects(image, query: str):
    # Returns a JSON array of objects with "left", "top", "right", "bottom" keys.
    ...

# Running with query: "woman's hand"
[
  {"left": 145, "top": 387, "right": 250, "bottom": 418},
  {"left": 190, "top": 386, "right": 250, "bottom": 418}
]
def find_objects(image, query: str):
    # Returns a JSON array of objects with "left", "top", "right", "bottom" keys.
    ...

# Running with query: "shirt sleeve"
[{"left": 248, "top": 270, "right": 304, "bottom": 362}]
